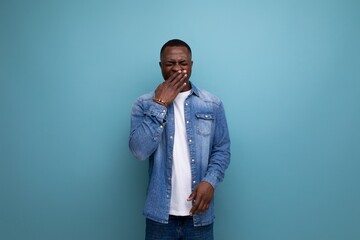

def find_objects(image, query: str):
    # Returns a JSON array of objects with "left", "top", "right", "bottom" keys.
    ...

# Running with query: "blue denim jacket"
[{"left": 129, "top": 83, "right": 230, "bottom": 226}]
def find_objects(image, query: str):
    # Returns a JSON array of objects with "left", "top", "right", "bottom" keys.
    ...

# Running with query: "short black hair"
[{"left": 160, "top": 39, "right": 192, "bottom": 58}]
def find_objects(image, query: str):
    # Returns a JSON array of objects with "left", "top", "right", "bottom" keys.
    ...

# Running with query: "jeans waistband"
[{"left": 169, "top": 215, "right": 193, "bottom": 220}]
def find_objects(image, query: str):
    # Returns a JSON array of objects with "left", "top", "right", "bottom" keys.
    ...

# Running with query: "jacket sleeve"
[
  {"left": 129, "top": 97, "right": 167, "bottom": 160},
  {"left": 202, "top": 102, "right": 231, "bottom": 188}
]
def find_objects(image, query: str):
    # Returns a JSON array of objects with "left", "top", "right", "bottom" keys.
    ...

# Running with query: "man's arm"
[
  {"left": 203, "top": 101, "right": 231, "bottom": 187},
  {"left": 188, "top": 101, "right": 231, "bottom": 215},
  {"left": 129, "top": 71, "right": 188, "bottom": 160},
  {"left": 129, "top": 99, "right": 167, "bottom": 160}
]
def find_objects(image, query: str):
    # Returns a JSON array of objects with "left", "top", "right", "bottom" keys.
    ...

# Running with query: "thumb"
[{"left": 187, "top": 189, "right": 197, "bottom": 201}]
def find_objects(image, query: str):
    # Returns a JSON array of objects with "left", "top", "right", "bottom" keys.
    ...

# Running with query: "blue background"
[{"left": 1, "top": 0, "right": 359, "bottom": 239}]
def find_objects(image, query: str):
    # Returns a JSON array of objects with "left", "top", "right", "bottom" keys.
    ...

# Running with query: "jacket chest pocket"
[{"left": 195, "top": 113, "right": 214, "bottom": 136}]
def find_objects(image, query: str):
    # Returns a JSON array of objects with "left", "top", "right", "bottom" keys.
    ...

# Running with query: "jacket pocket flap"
[{"left": 195, "top": 113, "right": 214, "bottom": 120}]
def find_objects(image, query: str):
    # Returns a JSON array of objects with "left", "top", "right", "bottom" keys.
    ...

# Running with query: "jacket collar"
[{"left": 189, "top": 82, "right": 200, "bottom": 97}]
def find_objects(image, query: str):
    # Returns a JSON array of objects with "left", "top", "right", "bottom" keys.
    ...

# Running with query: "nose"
[{"left": 172, "top": 63, "right": 182, "bottom": 72}]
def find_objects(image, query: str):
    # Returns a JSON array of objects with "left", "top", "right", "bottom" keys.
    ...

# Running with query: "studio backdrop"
[{"left": 1, "top": 0, "right": 359, "bottom": 239}]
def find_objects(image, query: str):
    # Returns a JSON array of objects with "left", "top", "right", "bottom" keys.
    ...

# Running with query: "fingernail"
[
  {"left": 183, "top": 70, "right": 187, "bottom": 73},
  {"left": 184, "top": 74, "right": 188, "bottom": 77}
]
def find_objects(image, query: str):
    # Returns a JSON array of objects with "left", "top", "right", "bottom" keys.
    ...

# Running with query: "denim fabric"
[
  {"left": 129, "top": 83, "right": 230, "bottom": 227},
  {"left": 146, "top": 216, "right": 213, "bottom": 240}
]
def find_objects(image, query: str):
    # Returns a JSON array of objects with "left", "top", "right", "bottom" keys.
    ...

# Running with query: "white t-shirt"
[{"left": 169, "top": 90, "right": 192, "bottom": 216}]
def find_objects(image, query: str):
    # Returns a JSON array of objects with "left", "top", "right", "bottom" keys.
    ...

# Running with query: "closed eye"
[{"left": 163, "top": 60, "right": 188, "bottom": 67}]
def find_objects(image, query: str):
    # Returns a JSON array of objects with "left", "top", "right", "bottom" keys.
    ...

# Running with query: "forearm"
[
  {"left": 202, "top": 146, "right": 231, "bottom": 188},
  {"left": 129, "top": 101, "right": 167, "bottom": 160},
  {"left": 202, "top": 102, "right": 231, "bottom": 188}
]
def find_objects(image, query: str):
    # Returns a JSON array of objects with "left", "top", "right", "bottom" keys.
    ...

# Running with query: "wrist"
[{"left": 152, "top": 98, "right": 168, "bottom": 107}]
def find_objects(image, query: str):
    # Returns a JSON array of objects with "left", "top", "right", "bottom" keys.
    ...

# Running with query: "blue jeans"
[{"left": 145, "top": 216, "right": 214, "bottom": 240}]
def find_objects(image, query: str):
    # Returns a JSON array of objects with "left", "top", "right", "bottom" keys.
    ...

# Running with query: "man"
[{"left": 129, "top": 39, "right": 230, "bottom": 240}]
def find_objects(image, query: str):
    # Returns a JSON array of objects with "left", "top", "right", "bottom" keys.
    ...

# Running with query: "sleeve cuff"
[
  {"left": 146, "top": 102, "right": 167, "bottom": 123},
  {"left": 202, "top": 172, "right": 222, "bottom": 189}
]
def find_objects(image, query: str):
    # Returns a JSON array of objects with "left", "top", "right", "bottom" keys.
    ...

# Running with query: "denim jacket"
[{"left": 129, "top": 83, "right": 230, "bottom": 226}]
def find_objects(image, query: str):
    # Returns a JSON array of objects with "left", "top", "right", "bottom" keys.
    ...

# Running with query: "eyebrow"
[{"left": 165, "top": 59, "right": 188, "bottom": 63}]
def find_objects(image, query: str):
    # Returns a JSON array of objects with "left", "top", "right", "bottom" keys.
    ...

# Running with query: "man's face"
[{"left": 160, "top": 46, "right": 193, "bottom": 82}]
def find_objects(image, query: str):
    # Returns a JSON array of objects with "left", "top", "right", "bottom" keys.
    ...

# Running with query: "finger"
[
  {"left": 189, "top": 202, "right": 198, "bottom": 215},
  {"left": 178, "top": 80, "right": 188, "bottom": 92},
  {"left": 172, "top": 74, "right": 187, "bottom": 89},
  {"left": 190, "top": 192, "right": 204, "bottom": 215},
  {"left": 170, "top": 69, "right": 188, "bottom": 83},
  {"left": 173, "top": 73, "right": 188, "bottom": 89},
  {"left": 167, "top": 70, "right": 183, "bottom": 84},
  {"left": 191, "top": 198, "right": 205, "bottom": 215},
  {"left": 196, "top": 201, "right": 207, "bottom": 214},
  {"left": 187, "top": 191, "right": 195, "bottom": 201},
  {"left": 188, "top": 190, "right": 197, "bottom": 215}
]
